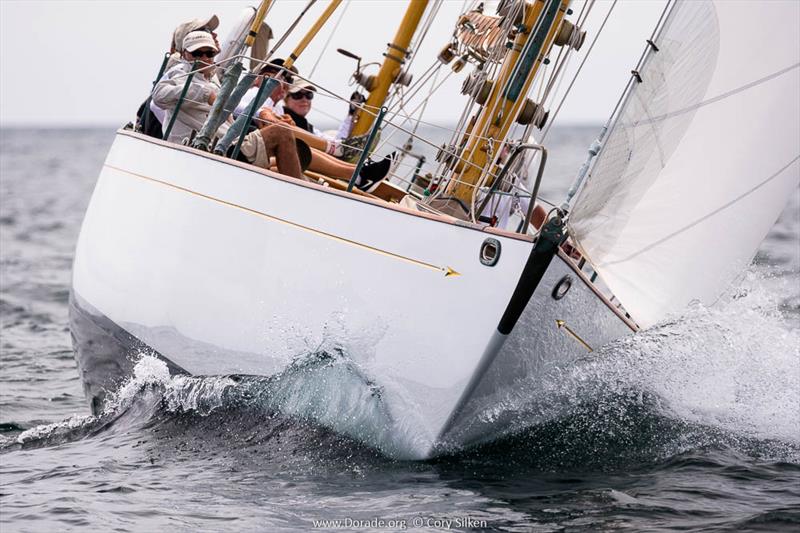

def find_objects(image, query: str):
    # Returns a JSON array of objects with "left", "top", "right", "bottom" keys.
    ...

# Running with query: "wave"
[{"left": 4, "top": 269, "right": 798, "bottom": 468}]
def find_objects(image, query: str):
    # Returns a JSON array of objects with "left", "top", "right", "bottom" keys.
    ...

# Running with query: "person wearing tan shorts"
[{"left": 229, "top": 125, "right": 308, "bottom": 180}]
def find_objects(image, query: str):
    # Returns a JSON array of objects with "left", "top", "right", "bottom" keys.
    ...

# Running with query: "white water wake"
[{"left": 471, "top": 266, "right": 800, "bottom": 460}]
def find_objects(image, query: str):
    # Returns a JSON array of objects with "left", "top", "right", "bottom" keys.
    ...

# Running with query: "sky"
[{"left": 0, "top": 0, "right": 666, "bottom": 128}]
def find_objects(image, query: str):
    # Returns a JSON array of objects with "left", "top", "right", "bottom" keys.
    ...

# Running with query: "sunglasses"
[
  {"left": 190, "top": 49, "right": 217, "bottom": 58},
  {"left": 289, "top": 91, "right": 314, "bottom": 100}
]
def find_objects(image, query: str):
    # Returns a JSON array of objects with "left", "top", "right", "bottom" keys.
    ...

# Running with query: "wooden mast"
[
  {"left": 447, "top": 0, "right": 570, "bottom": 204},
  {"left": 349, "top": 0, "right": 430, "bottom": 137}
]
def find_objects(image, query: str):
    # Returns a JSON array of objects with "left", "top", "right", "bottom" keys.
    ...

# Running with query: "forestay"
[{"left": 568, "top": 0, "right": 800, "bottom": 328}]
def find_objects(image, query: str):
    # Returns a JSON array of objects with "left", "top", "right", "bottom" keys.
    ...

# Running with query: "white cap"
[
  {"left": 183, "top": 31, "right": 219, "bottom": 53},
  {"left": 288, "top": 81, "right": 316, "bottom": 94}
]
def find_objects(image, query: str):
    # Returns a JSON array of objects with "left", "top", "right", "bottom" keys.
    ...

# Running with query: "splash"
[
  {"left": 12, "top": 268, "right": 796, "bottom": 462},
  {"left": 102, "top": 353, "right": 239, "bottom": 417},
  {"left": 7, "top": 346, "right": 426, "bottom": 459},
  {"left": 468, "top": 267, "right": 800, "bottom": 464},
  {"left": 593, "top": 268, "right": 800, "bottom": 445}
]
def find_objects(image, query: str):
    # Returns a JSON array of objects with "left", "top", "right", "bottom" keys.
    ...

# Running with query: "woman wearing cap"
[
  {"left": 280, "top": 81, "right": 356, "bottom": 159},
  {"left": 282, "top": 82, "right": 325, "bottom": 137}
]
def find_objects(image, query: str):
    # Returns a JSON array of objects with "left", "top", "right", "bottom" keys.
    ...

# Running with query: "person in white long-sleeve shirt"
[
  {"left": 152, "top": 32, "right": 225, "bottom": 144},
  {"left": 233, "top": 59, "right": 294, "bottom": 119},
  {"left": 148, "top": 15, "right": 221, "bottom": 126}
]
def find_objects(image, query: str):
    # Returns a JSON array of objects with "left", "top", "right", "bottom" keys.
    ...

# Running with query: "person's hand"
[
  {"left": 257, "top": 109, "right": 275, "bottom": 124},
  {"left": 208, "top": 91, "right": 217, "bottom": 106},
  {"left": 281, "top": 114, "right": 295, "bottom": 126}
]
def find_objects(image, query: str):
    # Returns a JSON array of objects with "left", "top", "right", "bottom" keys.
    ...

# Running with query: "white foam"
[
  {"left": 16, "top": 413, "right": 95, "bottom": 445},
  {"left": 102, "top": 352, "right": 172, "bottom": 415},
  {"left": 568, "top": 267, "right": 799, "bottom": 444}
]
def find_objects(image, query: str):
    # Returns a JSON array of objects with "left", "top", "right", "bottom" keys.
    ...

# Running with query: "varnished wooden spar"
[
  {"left": 283, "top": 0, "right": 343, "bottom": 70},
  {"left": 244, "top": 0, "right": 273, "bottom": 48},
  {"left": 447, "top": 0, "right": 571, "bottom": 204},
  {"left": 350, "top": 0, "right": 430, "bottom": 137}
]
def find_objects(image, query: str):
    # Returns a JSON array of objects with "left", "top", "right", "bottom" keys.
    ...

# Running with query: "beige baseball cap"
[
  {"left": 173, "top": 15, "right": 220, "bottom": 52},
  {"left": 183, "top": 31, "right": 219, "bottom": 54}
]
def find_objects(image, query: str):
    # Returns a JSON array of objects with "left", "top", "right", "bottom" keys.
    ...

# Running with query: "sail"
[{"left": 568, "top": 0, "right": 800, "bottom": 328}]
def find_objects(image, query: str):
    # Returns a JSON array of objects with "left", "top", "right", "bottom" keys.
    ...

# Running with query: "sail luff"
[{"left": 562, "top": 0, "right": 675, "bottom": 211}]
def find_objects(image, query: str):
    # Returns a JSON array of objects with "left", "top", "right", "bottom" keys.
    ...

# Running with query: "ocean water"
[{"left": 1, "top": 126, "right": 799, "bottom": 532}]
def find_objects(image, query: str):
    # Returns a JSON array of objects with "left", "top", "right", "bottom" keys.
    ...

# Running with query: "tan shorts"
[{"left": 239, "top": 130, "right": 270, "bottom": 168}]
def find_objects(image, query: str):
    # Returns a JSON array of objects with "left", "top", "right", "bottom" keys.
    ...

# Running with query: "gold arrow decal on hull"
[
  {"left": 106, "top": 164, "right": 460, "bottom": 278},
  {"left": 555, "top": 319, "right": 593, "bottom": 352}
]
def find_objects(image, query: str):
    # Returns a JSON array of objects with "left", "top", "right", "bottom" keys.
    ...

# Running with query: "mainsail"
[{"left": 569, "top": 0, "right": 800, "bottom": 328}]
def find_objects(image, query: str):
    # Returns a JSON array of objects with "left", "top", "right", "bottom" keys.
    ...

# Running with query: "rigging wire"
[
  {"left": 269, "top": 83, "right": 504, "bottom": 183},
  {"left": 308, "top": 0, "right": 350, "bottom": 78},
  {"left": 460, "top": 0, "right": 558, "bottom": 215},
  {"left": 383, "top": 1, "right": 443, "bottom": 117},
  {"left": 539, "top": 0, "right": 617, "bottom": 143},
  {"left": 386, "top": 61, "right": 440, "bottom": 114},
  {"left": 265, "top": 0, "right": 318, "bottom": 60},
  {"left": 429, "top": 0, "right": 523, "bottom": 197},
  {"left": 603, "top": 0, "right": 674, "bottom": 130},
  {"left": 376, "top": 65, "right": 445, "bottom": 165},
  {"left": 433, "top": 0, "right": 531, "bottom": 202},
  {"left": 406, "top": 0, "right": 444, "bottom": 68},
  {"left": 559, "top": 0, "right": 675, "bottom": 212},
  {"left": 377, "top": 66, "right": 453, "bottom": 153}
]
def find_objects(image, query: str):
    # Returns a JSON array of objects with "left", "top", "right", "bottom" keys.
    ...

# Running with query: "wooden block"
[{"left": 369, "top": 180, "right": 407, "bottom": 203}]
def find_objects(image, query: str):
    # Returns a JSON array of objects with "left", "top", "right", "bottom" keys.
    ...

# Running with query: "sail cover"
[{"left": 569, "top": 0, "right": 800, "bottom": 328}]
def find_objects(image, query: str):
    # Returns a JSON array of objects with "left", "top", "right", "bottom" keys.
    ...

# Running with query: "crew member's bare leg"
[
  {"left": 257, "top": 122, "right": 389, "bottom": 186},
  {"left": 307, "top": 146, "right": 391, "bottom": 186},
  {"left": 307, "top": 150, "right": 357, "bottom": 180},
  {"left": 259, "top": 125, "right": 302, "bottom": 179}
]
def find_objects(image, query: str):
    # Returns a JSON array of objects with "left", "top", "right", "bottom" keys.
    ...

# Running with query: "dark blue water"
[{"left": 1, "top": 127, "right": 798, "bottom": 531}]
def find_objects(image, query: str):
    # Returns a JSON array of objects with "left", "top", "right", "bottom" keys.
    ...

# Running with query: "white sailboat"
[{"left": 70, "top": 0, "right": 799, "bottom": 459}]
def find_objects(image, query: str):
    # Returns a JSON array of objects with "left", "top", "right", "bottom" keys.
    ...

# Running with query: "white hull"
[{"left": 71, "top": 131, "right": 635, "bottom": 459}]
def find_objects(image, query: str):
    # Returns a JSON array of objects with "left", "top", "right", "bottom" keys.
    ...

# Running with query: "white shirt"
[
  {"left": 151, "top": 60, "right": 228, "bottom": 143},
  {"left": 234, "top": 86, "right": 283, "bottom": 118}
]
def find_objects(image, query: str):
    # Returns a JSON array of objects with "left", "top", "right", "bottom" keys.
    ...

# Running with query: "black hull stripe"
[{"left": 497, "top": 226, "right": 561, "bottom": 335}]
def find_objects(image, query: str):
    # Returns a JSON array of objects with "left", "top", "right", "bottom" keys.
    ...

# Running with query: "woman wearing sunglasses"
[{"left": 282, "top": 82, "right": 323, "bottom": 137}]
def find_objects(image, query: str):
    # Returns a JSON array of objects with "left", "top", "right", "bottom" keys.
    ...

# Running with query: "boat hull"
[{"left": 71, "top": 131, "right": 634, "bottom": 458}]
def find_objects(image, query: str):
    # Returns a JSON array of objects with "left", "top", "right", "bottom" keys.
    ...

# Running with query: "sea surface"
[{"left": 1, "top": 126, "right": 799, "bottom": 532}]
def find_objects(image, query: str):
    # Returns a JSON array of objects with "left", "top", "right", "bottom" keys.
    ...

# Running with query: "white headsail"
[{"left": 568, "top": 0, "right": 800, "bottom": 328}]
